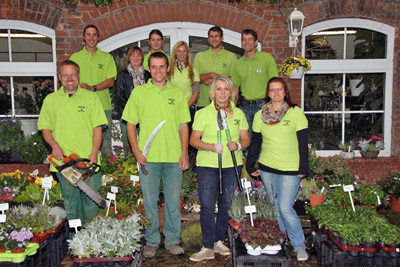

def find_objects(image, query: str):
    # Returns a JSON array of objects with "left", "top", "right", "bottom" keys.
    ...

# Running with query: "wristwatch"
[{"left": 93, "top": 85, "right": 97, "bottom": 92}]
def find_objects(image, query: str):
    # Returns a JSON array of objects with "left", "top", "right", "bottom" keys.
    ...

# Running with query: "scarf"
[
  {"left": 214, "top": 101, "right": 233, "bottom": 118},
  {"left": 176, "top": 60, "right": 186, "bottom": 72},
  {"left": 127, "top": 64, "right": 145, "bottom": 87},
  {"left": 261, "top": 101, "right": 290, "bottom": 125}
]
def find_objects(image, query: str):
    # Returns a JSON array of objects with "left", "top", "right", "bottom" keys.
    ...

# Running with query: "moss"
[{"left": 180, "top": 221, "right": 202, "bottom": 250}]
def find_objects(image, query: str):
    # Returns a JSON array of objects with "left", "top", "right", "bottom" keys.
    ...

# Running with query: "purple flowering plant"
[{"left": 7, "top": 228, "right": 33, "bottom": 250}]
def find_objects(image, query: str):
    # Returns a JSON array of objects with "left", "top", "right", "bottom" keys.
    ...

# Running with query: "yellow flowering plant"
[{"left": 278, "top": 55, "right": 311, "bottom": 77}]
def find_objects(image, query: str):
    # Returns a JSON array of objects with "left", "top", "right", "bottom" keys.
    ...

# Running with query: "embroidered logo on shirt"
[
  {"left": 222, "top": 63, "right": 228, "bottom": 68},
  {"left": 256, "top": 68, "right": 262, "bottom": 73},
  {"left": 234, "top": 119, "right": 240, "bottom": 125},
  {"left": 168, "top": 99, "right": 175, "bottom": 105},
  {"left": 283, "top": 120, "right": 291, "bottom": 126},
  {"left": 78, "top": 106, "right": 86, "bottom": 112},
  {"left": 98, "top": 64, "right": 104, "bottom": 69}
]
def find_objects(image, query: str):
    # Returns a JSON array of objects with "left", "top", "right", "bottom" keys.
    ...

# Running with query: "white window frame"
[
  {"left": 0, "top": 20, "right": 57, "bottom": 118},
  {"left": 301, "top": 19, "right": 394, "bottom": 157}
]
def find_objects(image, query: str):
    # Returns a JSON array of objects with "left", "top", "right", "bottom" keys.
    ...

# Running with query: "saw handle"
[{"left": 141, "top": 164, "right": 148, "bottom": 175}]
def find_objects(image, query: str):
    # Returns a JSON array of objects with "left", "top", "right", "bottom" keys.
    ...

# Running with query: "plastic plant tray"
[{"left": 0, "top": 243, "right": 39, "bottom": 263}]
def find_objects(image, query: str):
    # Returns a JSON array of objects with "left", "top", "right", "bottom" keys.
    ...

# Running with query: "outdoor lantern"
[{"left": 288, "top": 8, "right": 305, "bottom": 47}]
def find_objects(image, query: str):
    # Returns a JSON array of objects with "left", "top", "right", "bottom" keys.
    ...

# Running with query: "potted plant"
[
  {"left": 378, "top": 173, "right": 400, "bottom": 211},
  {"left": 0, "top": 228, "right": 8, "bottom": 252},
  {"left": 338, "top": 143, "right": 355, "bottom": 159},
  {"left": 298, "top": 178, "right": 326, "bottom": 207},
  {"left": 358, "top": 136, "right": 384, "bottom": 159},
  {"left": 278, "top": 55, "right": 311, "bottom": 79},
  {"left": 7, "top": 228, "right": 33, "bottom": 253},
  {"left": 0, "top": 117, "right": 24, "bottom": 162},
  {"left": 355, "top": 183, "right": 385, "bottom": 208}
]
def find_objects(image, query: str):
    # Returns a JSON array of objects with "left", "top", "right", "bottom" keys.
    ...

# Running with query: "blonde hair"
[
  {"left": 209, "top": 76, "right": 236, "bottom": 103},
  {"left": 169, "top": 41, "right": 195, "bottom": 84}
]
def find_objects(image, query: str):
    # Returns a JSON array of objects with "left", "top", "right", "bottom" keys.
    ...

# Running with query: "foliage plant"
[
  {"left": 297, "top": 178, "right": 325, "bottom": 200},
  {"left": 309, "top": 153, "right": 354, "bottom": 185},
  {"left": 49, "top": 206, "right": 67, "bottom": 227},
  {"left": 101, "top": 148, "right": 138, "bottom": 177},
  {"left": 377, "top": 173, "right": 400, "bottom": 199},
  {"left": 358, "top": 136, "right": 384, "bottom": 152},
  {"left": 326, "top": 187, "right": 355, "bottom": 206},
  {"left": 17, "top": 133, "right": 51, "bottom": 164},
  {"left": 7, "top": 228, "right": 33, "bottom": 250},
  {"left": 0, "top": 118, "right": 23, "bottom": 154},
  {"left": 228, "top": 190, "right": 248, "bottom": 223},
  {"left": 278, "top": 55, "right": 311, "bottom": 77},
  {"left": 0, "top": 228, "right": 8, "bottom": 248},
  {"left": 100, "top": 175, "right": 142, "bottom": 208},
  {"left": 338, "top": 143, "right": 354, "bottom": 152},
  {"left": 68, "top": 213, "right": 143, "bottom": 258},
  {"left": 355, "top": 183, "right": 385, "bottom": 207}
]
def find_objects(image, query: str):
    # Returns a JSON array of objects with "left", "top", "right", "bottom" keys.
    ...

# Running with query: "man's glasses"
[{"left": 60, "top": 74, "right": 78, "bottom": 79}]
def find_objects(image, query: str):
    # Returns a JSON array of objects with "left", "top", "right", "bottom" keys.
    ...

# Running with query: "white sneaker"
[
  {"left": 295, "top": 247, "right": 308, "bottom": 261},
  {"left": 214, "top": 240, "right": 230, "bottom": 256},
  {"left": 190, "top": 247, "right": 214, "bottom": 262}
]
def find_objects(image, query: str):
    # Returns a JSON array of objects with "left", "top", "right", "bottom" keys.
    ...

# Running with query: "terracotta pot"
[
  {"left": 228, "top": 218, "right": 242, "bottom": 230},
  {"left": 390, "top": 196, "right": 400, "bottom": 212},
  {"left": 360, "top": 151, "right": 379, "bottom": 159},
  {"left": 0, "top": 247, "right": 6, "bottom": 253},
  {"left": 309, "top": 194, "right": 325, "bottom": 207},
  {"left": 11, "top": 248, "right": 25, "bottom": 253}
]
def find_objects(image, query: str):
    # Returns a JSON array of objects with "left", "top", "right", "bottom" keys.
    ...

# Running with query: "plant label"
[
  {"left": 0, "top": 203, "right": 9, "bottom": 212},
  {"left": 243, "top": 181, "right": 252, "bottom": 189},
  {"left": 42, "top": 177, "right": 53, "bottom": 189},
  {"left": 33, "top": 169, "right": 39, "bottom": 176},
  {"left": 321, "top": 187, "right": 325, "bottom": 194},
  {"left": 0, "top": 215, "right": 5, "bottom": 223},
  {"left": 343, "top": 184, "right": 354, "bottom": 192},
  {"left": 329, "top": 184, "right": 341, "bottom": 188},
  {"left": 69, "top": 219, "right": 81, "bottom": 228},
  {"left": 130, "top": 175, "right": 139, "bottom": 186},
  {"left": 111, "top": 186, "right": 118, "bottom": 193},
  {"left": 107, "top": 192, "right": 116, "bottom": 200},
  {"left": 245, "top": 205, "right": 256, "bottom": 213},
  {"left": 241, "top": 178, "right": 247, "bottom": 188},
  {"left": 374, "top": 192, "right": 381, "bottom": 205}
]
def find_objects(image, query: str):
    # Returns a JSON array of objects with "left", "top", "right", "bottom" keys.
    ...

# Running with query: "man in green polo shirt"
[
  {"left": 38, "top": 60, "right": 107, "bottom": 224},
  {"left": 143, "top": 29, "right": 170, "bottom": 71},
  {"left": 122, "top": 52, "right": 190, "bottom": 258},
  {"left": 231, "top": 29, "right": 278, "bottom": 136},
  {"left": 193, "top": 26, "right": 237, "bottom": 108},
  {"left": 70, "top": 24, "right": 117, "bottom": 154}
]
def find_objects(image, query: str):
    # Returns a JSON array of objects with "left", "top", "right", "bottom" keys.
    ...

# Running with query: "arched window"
[
  {"left": 0, "top": 20, "right": 57, "bottom": 128},
  {"left": 302, "top": 19, "right": 394, "bottom": 157}
]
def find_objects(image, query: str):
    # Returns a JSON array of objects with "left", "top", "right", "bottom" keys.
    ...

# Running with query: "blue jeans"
[
  {"left": 240, "top": 100, "right": 264, "bottom": 138},
  {"left": 101, "top": 110, "right": 112, "bottom": 153},
  {"left": 139, "top": 162, "right": 182, "bottom": 246},
  {"left": 197, "top": 166, "right": 242, "bottom": 249},
  {"left": 260, "top": 171, "right": 305, "bottom": 250}
]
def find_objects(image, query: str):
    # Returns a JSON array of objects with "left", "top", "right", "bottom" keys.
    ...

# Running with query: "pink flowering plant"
[
  {"left": 7, "top": 228, "right": 33, "bottom": 250},
  {"left": 358, "top": 136, "right": 384, "bottom": 152},
  {"left": 378, "top": 172, "right": 400, "bottom": 199}
]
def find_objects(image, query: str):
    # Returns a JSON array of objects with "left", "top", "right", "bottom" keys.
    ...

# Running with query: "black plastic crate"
[
  {"left": 309, "top": 225, "right": 328, "bottom": 262},
  {"left": 228, "top": 226, "right": 290, "bottom": 267},
  {"left": 48, "top": 220, "right": 69, "bottom": 267},
  {"left": 318, "top": 239, "right": 399, "bottom": 267}
]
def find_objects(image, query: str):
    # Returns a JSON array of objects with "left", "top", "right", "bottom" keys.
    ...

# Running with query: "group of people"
[{"left": 37, "top": 24, "right": 309, "bottom": 262}]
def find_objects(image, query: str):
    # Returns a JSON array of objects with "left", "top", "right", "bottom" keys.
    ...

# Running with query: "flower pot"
[
  {"left": 228, "top": 218, "right": 242, "bottom": 230},
  {"left": 262, "top": 244, "right": 281, "bottom": 255},
  {"left": 11, "top": 248, "right": 25, "bottom": 253},
  {"left": 390, "top": 196, "right": 400, "bottom": 212},
  {"left": 360, "top": 151, "right": 379, "bottom": 159},
  {"left": 309, "top": 194, "right": 325, "bottom": 207},
  {"left": 361, "top": 242, "right": 377, "bottom": 257},
  {"left": 0, "top": 247, "right": 6, "bottom": 253},
  {"left": 290, "top": 67, "right": 304, "bottom": 79},
  {"left": 245, "top": 243, "right": 262, "bottom": 256},
  {"left": 349, "top": 79, "right": 365, "bottom": 96},
  {"left": 340, "top": 151, "right": 355, "bottom": 159}
]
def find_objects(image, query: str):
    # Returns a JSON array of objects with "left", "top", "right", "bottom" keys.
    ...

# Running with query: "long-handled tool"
[
  {"left": 219, "top": 110, "right": 243, "bottom": 191},
  {"left": 140, "top": 120, "right": 166, "bottom": 175},
  {"left": 48, "top": 154, "right": 107, "bottom": 208},
  {"left": 217, "top": 111, "right": 224, "bottom": 194}
]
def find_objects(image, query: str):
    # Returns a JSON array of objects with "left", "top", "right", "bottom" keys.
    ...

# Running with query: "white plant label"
[
  {"left": 0, "top": 203, "right": 9, "bottom": 213},
  {"left": 244, "top": 181, "right": 252, "bottom": 189},
  {"left": 69, "top": 219, "right": 82, "bottom": 233},
  {"left": 42, "top": 177, "right": 53, "bottom": 189},
  {"left": 374, "top": 192, "right": 381, "bottom": 205},
  {"left": 107, "top": 192, "right": 116, "bottom": 200},
  {"left": 329, "top": 184, "right": 342, "bottom": 188},
  {"left": 343, "top": 184, "right": 354, "bottom": 192},
  {"left": 111, "top": 186, "right": 118, "bottom": 193},
  {"left": 241, "top": 178, "right": 247, "bottom": 189},
  {"left": 0, "top": 215, "right": 6, "bottom": 223},
  {"left": 33, "top": 169, "right": 39, "bottom": 176},
  {"left": 130, "top": 175, "right": 139, "bottom": 186},
  {"left": 321, "top": 187, "right": 325, "bottom": 194},
  {"left": 245, "top": 205, "right": 256, "bottom": 213}
]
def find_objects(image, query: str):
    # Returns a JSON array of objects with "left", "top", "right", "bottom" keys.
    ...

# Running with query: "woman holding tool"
[
  {"left": 189, "top": 76, "right": 250, "bottom": 262},
  {"left": 246, "top": 77, "right": 309, "bottom": 262}
]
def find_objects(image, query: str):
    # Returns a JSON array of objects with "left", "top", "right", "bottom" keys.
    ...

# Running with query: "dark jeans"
[
  {"left": 197, "top": 166, "right": 242, "bottom": 248},
  {"left": 241, "top": 100, "right": 264, "bottom": 138}
]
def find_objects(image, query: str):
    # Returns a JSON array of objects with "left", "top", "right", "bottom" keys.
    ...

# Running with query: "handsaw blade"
[
  {"left": 142, "top": 120, "right": 166, "bottom": 157},
  {"left": 217, "top": 110, "right": 224, "bottom": 130}
]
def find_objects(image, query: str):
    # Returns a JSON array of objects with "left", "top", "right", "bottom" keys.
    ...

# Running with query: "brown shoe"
[
  {"left": 144, "top": 245, "right": 158, "bottom": 258},
  {"left": 165, "top": 244, "right": 185, "bottom": 255}
]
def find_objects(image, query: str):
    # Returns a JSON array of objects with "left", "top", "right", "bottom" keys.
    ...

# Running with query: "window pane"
[
  {"left": 348, "top": 28, "right": 386, "bottom": 59},
  {"left": 304, "top": 74, "right": 343, "bottom": 111},
  {"left": 10, "top": 29, "right": 52, "bottom": 62},
  {"left": 14, "top": 76, "right": 54, "bottom": 115},
  {"left": 346, "top": 73, "right": 385, "bottom": 111},
  {"left": 109, "top": 41, "right": 139, "bottom": 72},
  {"left": 0, "top": 77, "right": 12, "bottom": 115},
  {"left": 307, "top": 114, "right": 341, "bottom": 150},
  {"left": 346, "top": 113, "right": 383, "bottom": 144},
  {"left": 0, "top": 29, "right": 9, "bottom": 62},
  {"left": 306, "top": 28, "right": 343, "bottom": 59},
  {"left": 189, "top": 36, "right": 243, "bottom": 60}
]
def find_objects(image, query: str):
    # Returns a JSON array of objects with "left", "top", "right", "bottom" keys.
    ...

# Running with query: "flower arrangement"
[
  {"left": 278, "top": 55, "right": 311, "bottom": 77},
  {"left": 358, "top": 136, "right": 384, "bottom": 152},
  {"left": 7, "top": 228, "right": 33, "bottom": 250}
]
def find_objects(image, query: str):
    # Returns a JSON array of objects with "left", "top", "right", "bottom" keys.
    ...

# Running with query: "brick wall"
[{"left": 1, "top": 0, "right": 400, "bottom": 182}]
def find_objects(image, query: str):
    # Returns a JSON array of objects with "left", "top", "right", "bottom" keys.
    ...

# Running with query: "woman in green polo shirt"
[
  {"left": 169, "top": 41, "right": 200, "bottom": 122},
  {"left": 246, "top": 77, "right": 309, "bottom": 262},
  {"left": 189, "top": 76, "right": 250, "bottom": 262}
]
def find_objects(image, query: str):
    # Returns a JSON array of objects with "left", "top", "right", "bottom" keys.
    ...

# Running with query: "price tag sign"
[
  {"left": 111, "top": 186, "right": 118, "bottom": 193},
  {"left": 0, "top": 203, "right": 9, "bottom": 212},
  {"left": 245, "top": 205, "right": 256, "bottom": 214},
  {"left": 0, "top": 215, "right": 6, "bottom": 223},
  {"left": 374, "top": 192, "right": 381, "bottom": 205},
  {"left": 321, "top": 187, "right": 325, "bottom": 194},
  {"left": 107, "top": 192, "right": 116, "bottom": 200},
  {"left": 243, "top": 181, "right": 252, "bottom": 189},
  {"left": 33, "top": 169, "right": 39, "bottom": 176},
  {"left": 130, "top": 175, "right": 139, "bottom": 182},
  {"left": 69, "top": 219, "right": 81, "bottom": 228},
  {"left": 329, "top": 184, "right": 342, "bottom": 188},
  {"left": 343, "top": 184, "right": 354, "bottom": 192},
  {"left": 42, "top": 177, "right": 53, "bottom": 189}
]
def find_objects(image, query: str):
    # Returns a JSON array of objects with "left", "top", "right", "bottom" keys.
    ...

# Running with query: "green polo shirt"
[
  {"left": 193, "top": 48, "right": 237, "bottom": 107},
  {"left": 143, "top": 50, "right": 170, "bottom": 71},
  {"left": 70, "top": 47, "right": 117, "bottom": 111},
  {"left": 253, "top": 107, "right": 308, "bottom": 171},
  {"left": 231, "top": 50, "right": 278, "bottom": 100},
  {"left": 193, "top": 101, "right": 248, "bottom": 168},
  {"left": 38, "top": 87, "right": 108, "bottom": 172},
  {"left": 170, "top": 66, "right": 200, "bottom": 101},
  {"left": 122, "top": 80, "right": 190, "bottom": 162}
]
